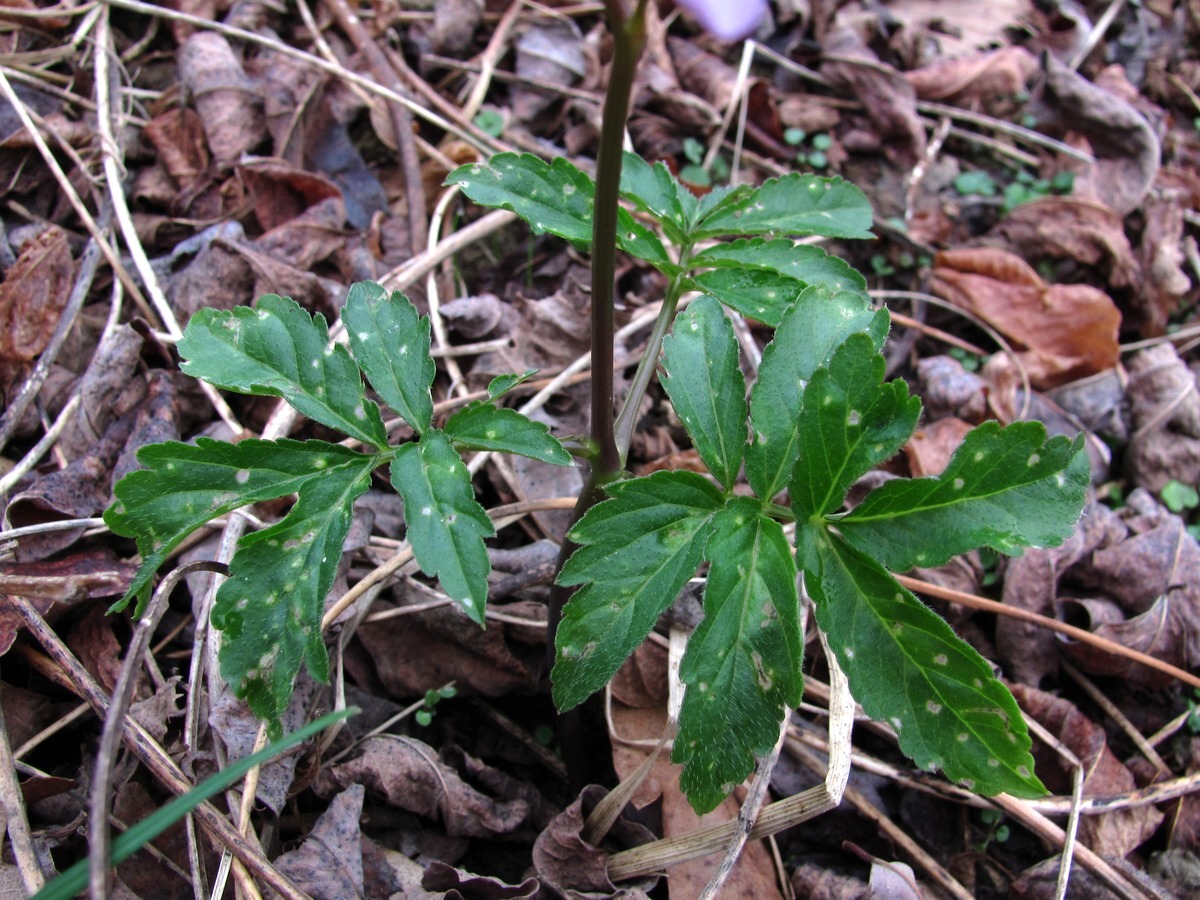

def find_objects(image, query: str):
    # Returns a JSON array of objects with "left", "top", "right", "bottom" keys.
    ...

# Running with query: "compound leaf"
[
  {"left": 687, "top": 268, "right": 805, "bottom": 327},
  {"left": 447, "top": 153, "right": 595, "bottom": 244},
  {"left": 745, "top": 286, "right": 887, "bottom": 501},
  {"left": 178, "top": 294, "right": 387, "bottom": 450},
  {"left": 445, "top": 401, "right": 572, "bottom": 465},
  {"left": 837, "top": 422, "right": 1090, "bottom": 571},
  {"left": 804, "top": 525, "right": 1045, "bottom": 797},
  {"left": 390, "top": 430, "right": 494, "bottom": 624},
  {"left": 106, "top": 438, "right": 378, "bottom": 612},
  {"left": 691, "top": 239, "right": 866, "bottom": 326},
  {"left": 211, "top": 458, "right": 375, "bottom": 736},
  {"left": 693, "top": 173, "right": 873, "bottom": 240},
  {"left": 661, "top": 295, "right": 746, "bottom": 489},
  {"left": 674, "top": 499, "right": 803, "bottom": 813},
  {"left": 553, "top": 471, "right": 724, "bottom": 710},
  {"left": 791, "top": 333, "right": 921, "bottom": 521},
  {"left": 343, "top": 282, "right": 434, "bottom": 434},
  {"left": 619, "top": 151, "right": 695, "bottom": 244},
  {"left": 447, "top": 152, "right": 672, "bottom": 271}
]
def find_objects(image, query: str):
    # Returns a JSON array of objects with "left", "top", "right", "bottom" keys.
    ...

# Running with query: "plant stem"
[
  {"left": 613, "top": 258, "right": 689, "bottom": 465},
  {"left": 546, "top": 0, "right": 647, "bottom": 791},
  {"left": 587, "top": 6, "right": 645, "bottom": 480}
]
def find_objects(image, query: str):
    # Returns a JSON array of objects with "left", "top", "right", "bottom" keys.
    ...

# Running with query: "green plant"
[
  {"left": 107, "top": 285, "right": 571, "bottom": 733},
  {"left": 106, "top": 0, "right": 1088, "bottom": 817},
  {"left": 953, "top": 168, "right": 1074, "bottom": 212},
  {"left": 473, "top": 107, "right": 505, "bottom": 139},
  {"left": 448, "top": 143, "right": 1087, "bottom": 810},
  {"left": 784, "top": 127, "right": 832, "bottom": 170},
  {"left": 416, "top": 683, "right": 457, "bottom": 726},
  {"left": 1161, "top": 479, "right": 1199, "bottom": 514},
  {"left": 975, "top": 807, "right": 1012, "bottom": 852},
  {"left": 678, "top": 135, "right": 729, "bottom": 188}
]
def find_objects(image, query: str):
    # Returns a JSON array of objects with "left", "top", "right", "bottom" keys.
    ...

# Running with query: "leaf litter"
[{"left": 2, "top": 1, "right": 1200, "bottom": 898}]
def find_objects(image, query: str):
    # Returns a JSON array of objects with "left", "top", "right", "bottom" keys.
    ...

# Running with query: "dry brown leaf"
[
  {"left": 1125, "top": 344, "right": 1200, "bottom": 493},
  {"left": 996, "top": 501, "right": 1124, "bottom": 688},
  {"left": 357, "top": 596, "right": 539, "bottom": 698},
  {"left": 532, "top": 784, "right": 658, "bottom": 898},
  {"left": 179, "top": 32, "right": 266, "bottom": 168},
  {"left": 1010, "top": 683, "right": 1163, "bottom": 856},
  {"left": 902, "top": 416, "right": 973, "bottom": 477},
  {"left": 113, "top": 778, "right": 193, "bottom": 900},
  {"left": 906, "top": 46, "right": 1037, "bottom": 109},
  {"left": 915, "top": 356, "right": 987, "bottom": 423},
  {"left": 820, "top": 25, "right": 925, "bottom": 167},
  {"left": 931, "top": 247, "right": 1121, "bottom": 388},
  {"left": 512, "top": 17, "right": 586, "bottom": 124},
  {"left": 237, "top": 158, "right": 343, "bottom": 234},
  {"left": 608, "top": 646, "right": 784, "bottom": 899},
  {"left": 208, "top": 671, "right": 322, "bottom": 816},
  {"left": 274, "top": 784, "right": 366, "bottom": 900},
  {"left": 142, "top": 109, "right": 210, "bottom": 194},
  {"left": 1061, "top": 490, "right": 1200, "bottom": 687},
  {"left": 0, "top": 225, "right": 72, "bottom": 365},
  {"left": 321, "top": 734, "right": 533, "bottom": 839},
  {"left": 422, "top": 860, "right": 539, "bottom": 898},
  {"left": 0, "top": 551, "right": 136, "bottom": 653},
  {"left": 986, "top": 197, "right": 1141, "bottom": 291},
  {"left": 1034, "top": 54, "right": 1160, "bottom": 216},
  {"left": 1136, "top": 187, "right": 1193, "bottom": 337}
]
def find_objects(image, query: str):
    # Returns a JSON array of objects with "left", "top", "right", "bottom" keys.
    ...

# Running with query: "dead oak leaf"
[
  {"left": 319, "top": 735, "right": 532, "bottom": 839},
  {"left": 931, "top": 247, "right": 1121, "bottom": 388}
]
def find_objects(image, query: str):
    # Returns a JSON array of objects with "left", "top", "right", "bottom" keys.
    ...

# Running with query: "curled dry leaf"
[
  {"left": 1010, "top": 683, "right": 1163, "bottom": 857},
  {"left": 321, "top": 735, "right": 533, "bottom": 839},
  {"left": 237, "top": 158, "right": 344, "bottom": 234},
  {"left": 906, "top": 45, "right": 1037, "bottom": 111},
  {"left": 1136, "top": 187, "right": 1193, "bottom": 337},
  {"left": 931, "top": 247, "right": 1121, "bottom": 389},
  {"left": 916, "top": 356, "right": 988, "bottom": 423},
  {"left": 986, "top": 197, "right": 1141, "bottom": 292},
  {"left": 1034, "top": 54, "right": 1159, "bottom": 216},
  {"left": 179, "top": 32, "right": 266, "bottom": 168},
  {"left": 997, "top": 502, "right": 1122, "bottom": 688},
  {"left": 532, "top": 785, "right": 658, "bottom": 899},
  {"left": 273, "top": 784, "right": 366, "bottom": 900},
  {"left": 1063, "top": 490, "right": 1200, "bottom": 687},
  {"left": 0, "top": 552, "right": 138, "bottom": 654},
  {"left": 422, "top": 859, "right": 540, "bottom": 898},
  {"left": 1125, "top": 344, "right": 1200, "bottom": 493}
]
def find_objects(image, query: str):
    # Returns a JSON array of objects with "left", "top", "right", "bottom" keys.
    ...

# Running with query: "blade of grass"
[{"left": 33, "top": 708, "right": 357, "bottom": 900}]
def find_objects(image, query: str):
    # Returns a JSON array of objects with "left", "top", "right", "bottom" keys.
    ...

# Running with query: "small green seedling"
[
  {"left": 975, "top": 807, "right": 1012, "bottom": 852},
  {"left": 416, "top": 684, "right": 458, "bottom": 727},
  {"left": 1161, "top": 479, "right": 1199, "bottom": 514},
  {"left": 474, "top": 108, "right": 506, "bottom": 139},
  {"left": 678, "top": 136, "right": 729, "bottom": 188}
]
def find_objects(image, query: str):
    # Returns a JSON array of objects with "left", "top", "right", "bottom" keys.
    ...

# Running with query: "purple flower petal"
[{"left": 675, "top": 0, "right": 767, "bottom": 41}]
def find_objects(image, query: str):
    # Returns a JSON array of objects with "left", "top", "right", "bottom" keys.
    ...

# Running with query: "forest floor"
[{"left": 3, "top": 0, "right": 1200, "bottom": 897}]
